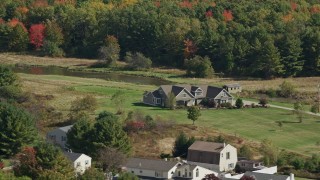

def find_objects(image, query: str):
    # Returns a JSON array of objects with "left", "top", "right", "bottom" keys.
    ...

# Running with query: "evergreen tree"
[
  {"left": 172, "top": 132, "right": 195, "bottom": 158},
  {"left": 254, "top": 39, "right": 283, "bottom": 78},
  {"left": 8, "top": 24, "right": 28, "bottom": 52},
  {"left": 0, "top": 103, "right": 37, "bottom": 157}
]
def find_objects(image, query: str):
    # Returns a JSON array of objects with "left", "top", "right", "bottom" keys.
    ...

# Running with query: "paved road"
[{"left": 243, "top": 100, "right": 320, "bottom": 117}]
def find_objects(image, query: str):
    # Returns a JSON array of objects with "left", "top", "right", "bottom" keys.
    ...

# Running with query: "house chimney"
[
  {"left": 223, "top": 142, "right": 226, "bottom": 147},
  {"left": 290, "top": 173, "right": 294, "bottom": 180},
  {"left": 139, "top": 163, "right": 141, "bottom": 167}
]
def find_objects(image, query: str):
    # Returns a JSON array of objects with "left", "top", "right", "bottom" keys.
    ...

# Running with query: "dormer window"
[{"left": 182, "top": 93, "right": 187, "bottom": 97}]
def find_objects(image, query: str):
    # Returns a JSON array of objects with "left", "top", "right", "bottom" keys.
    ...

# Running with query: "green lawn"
[
  {"left": 295, "top": 177, "right": 315, "bottom": 180},
  {"left": 75, "top": 84, "right": 320, "bottom": 156},
  {"left": 20, "top": 74, "right": 320, "bottom": 156}
]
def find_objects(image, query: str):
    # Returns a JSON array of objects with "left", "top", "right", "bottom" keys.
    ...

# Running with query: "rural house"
[
  {"left": 239, "top": 171, "right": 295, "bottom": 180},
  {"left": 123, "top": 158, "right": 180, "bottom": 179},
  {"left": 47, "top": 125, "right": 73, "bottom": 148},
  {"left": 187, "top": 141, "right": 238, "bottom": 172},
  {"left": 64, "top": 151, "right": 92, "bottom": 175},
  {"left": 174, "top": 163, "right": 218, "bottom": 180},
  {"left": 143, "top": 84, "right": 233, "bottom": 107}
]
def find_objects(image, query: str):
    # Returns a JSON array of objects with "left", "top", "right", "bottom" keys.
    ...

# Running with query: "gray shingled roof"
[
  {"left": 64, "top": 152, "right": 83, "bottom": 162},
  {"left": 152, "top": 90, "right": 162, "bottom": 98},
  {"left": 159, "top": 84, "right": 226, "bottom": 99},
  {"left": 243, "top": 172, "right": 289, "bottom": 180},
  {"left": 224, "top": 83, "right": 241, "bottom": 88},
  {"left": 188, "top": 141, "right": 225, "bottom": 153},
  {"left": 59, "top": 125, "right": 73, "bottom": 133},
  {"left": 125, "top": 158, "right": 179, "bottom": 172}
]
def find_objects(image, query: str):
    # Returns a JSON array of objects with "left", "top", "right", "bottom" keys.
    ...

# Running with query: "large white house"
[
  {"left": 47, "top": 125, "right": 73, "bottom": 148},
  {"left": 64, "top": 152, "right": 92, "bottom": 175},
  {"left": 187, "top": 141, "right": 238, "bottom": 172}
]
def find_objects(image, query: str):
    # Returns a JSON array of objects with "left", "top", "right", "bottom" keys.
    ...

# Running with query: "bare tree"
[{"left": 97, "top": 147, "right": 127, "bottom": 174}]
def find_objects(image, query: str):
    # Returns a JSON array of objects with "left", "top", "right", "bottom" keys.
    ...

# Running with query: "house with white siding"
[
  {"left": 64, "top": 152, "right": 91, "bottom": 175},
  {"left": 47, "top": 125, "right": 73, "bottom": 148},
  {"left": 187, "top": 141, "right": 238, "bottom": 172}
]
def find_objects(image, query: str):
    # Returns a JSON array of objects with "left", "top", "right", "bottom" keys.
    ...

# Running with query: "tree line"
[{"left": 0, "top": 0, "right": 320, "bottom": 78}]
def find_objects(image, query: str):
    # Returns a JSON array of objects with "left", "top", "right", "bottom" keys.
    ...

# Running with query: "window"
[
  {"left": 76, "top": 162, "right": 81, "bottom": 167},
  {"left": 50, "top": 135, "right": 56, "bottom": 141},
  {"left": 182, "top": 93, "right": 187, "bottom": 98},
  {"left": 226, "top": 152, "right": 230, "bottom": 159},
  {"left": 189, "top": 172, "right": 191, "bottom": 177},
  {"left": 140, "top": 170, "right": 143, "bottom": 173},
  {"left": 156, "top": 98, "right": 161, "bottom": 104},
  {"left": 85, "top": 160, "right": 89, "bottom": 165},
  {"left": 228, "top": 163, "right": 234, "bottom": 168},
  {"left": 131, "top": 171, "right": 134, "bottom": 174},
  {"left": 178, "top": 171, "right": 181, "bottom": 177},
  {"left": 221, "top": 153, "right": 223, "bottom": 157},
  {"left": 185, "top": 169, "right": 187, "bottom": 177},
  {"left": 196, "top": 92, "right": 202, "bottom": 96},
  {"left": 61, "top": 136, "right": 67, "bottom": 141},
  {"left": 196, "top": 169, "right": 199, "bottom": 177}
]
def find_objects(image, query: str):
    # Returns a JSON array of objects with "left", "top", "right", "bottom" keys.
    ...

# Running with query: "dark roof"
[
  {"left": 172, "top": 86, "right": 185, "bottom": 96},
  {"left": 64, "top": 152, "right": 83, "bottom": 162},
  {"left": 206, "top": 86, "right": 225, "bottom": 98},
  {"left": 152, "top": 90, "right": 162, "bottom": 98},
  {"left": 125, "top": 158, "right": 179, "bottom": 172},
  {"left": 243, "top": 172, "right": 289, "bottom": 180},
  {"left": 238, "top": 160, "right": 262, "bottom": 164},
  {"left": 188, "top": 141, "right": 225, "bottom": 153}
]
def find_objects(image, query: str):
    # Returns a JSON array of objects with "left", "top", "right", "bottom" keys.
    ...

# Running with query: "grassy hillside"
[{"left": 20, "top": 73, "right": 320, "bottom": 156}]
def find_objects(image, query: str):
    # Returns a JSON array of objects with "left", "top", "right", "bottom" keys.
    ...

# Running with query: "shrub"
[
  {"left": 235, "top": 98, "right": 244, "bottom": 109},
  {"left": 220, "top": 102, "right": 232, "bottom": 109},
  {"left": 0, "top": 161, "right": 4, "bottom": 169},
  {"left": 185, "top": 55, "right": 214, "bottom": 78},
  {"left": 278, "top": 81, "right": 295, "bottom": 98},
  {"left": 259, "top": 97, "right": 268, "bottom": 107},
  {"left": 291, "top": 157, "right": 305, "bottom": 170},
  {"left": 144, "top": 115, "right": 156, "bottom": 129},
  {"left": 125, "top": 52, "right": 152, "bottom": 70},
  {"left": 266, "top": 88, "right": 277, "bottom": 97},
  {"left": 200, "top": 98, "right": 216, "bottom": 108}
]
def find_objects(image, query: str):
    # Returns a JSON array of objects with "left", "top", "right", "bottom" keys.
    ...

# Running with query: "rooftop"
[
  {"left": 188, "top": 141, "right": 225, "bottom": 153},
  {"left": 125, "top": 158, "right": 179, "bottom": 172}
]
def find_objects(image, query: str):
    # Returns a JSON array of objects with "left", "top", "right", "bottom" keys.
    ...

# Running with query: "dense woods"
[{"left": 1, "top": 0, "right": 320, "bottom": 78}]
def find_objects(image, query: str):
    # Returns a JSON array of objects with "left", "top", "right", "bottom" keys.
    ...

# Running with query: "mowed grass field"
[{"left": 20, "top": 74, "right": 320, "bottom": 156}]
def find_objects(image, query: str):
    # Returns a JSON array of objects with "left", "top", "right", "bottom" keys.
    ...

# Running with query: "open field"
[
  {"left": 2, "top": 53, "right": 320, "bottom": 95},
  {"left": 20, "top": 73, "right": 320, "bottom": 156}
]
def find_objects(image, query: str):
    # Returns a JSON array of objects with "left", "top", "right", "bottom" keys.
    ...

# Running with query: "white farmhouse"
[
  {"left": 64, "top": 152, "right": 91, "bottom": 175},
  {"left": 187, "top": 141, "right": 238, "bottom": 172},
  {"left": 124, "top": 158, "right": 180, "bottom": 179},
  {"left": 174, "top": 163, "right": 218, "bottom": 180},
  {"left": 47, "top": 125, "right": 73, "bottom": 148}
]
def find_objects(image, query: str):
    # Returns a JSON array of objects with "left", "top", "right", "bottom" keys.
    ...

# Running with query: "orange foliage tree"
[{"left": 223, "top": 9, "right": 233, "bottom": 22}]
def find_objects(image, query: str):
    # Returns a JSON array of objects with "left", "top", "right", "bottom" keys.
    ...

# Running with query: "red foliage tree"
[
  {"left": 155, "top": 1, "right": 161, "bottom": 7},
  {"left": 0, "top": 161, "right": 4, "bottom": 169},
  {"left": 291, "top": 2, "right": 298, "bottom": 11},
  {"left": 179, "top": 0, "right": 193, "bottom": 9},
  {"left": 310, "top": 6, "right": 320, "bottom": 14},
  {"left": 14, "top": 147, "right": 38, "bottom": 178},
  {"left": 184, "top": 39, "right": 197, "bottom": 58},
  {"left": 205, "top": 10, "right": 213, "bottom": 18},
  {"left": 240, "top": 175, "right": 256, "bottom": 180},
  {"left": 223, "top": 9, "right": 233, "bottom": 22},
  {"left": 125, "top": 121, "right": 145, "bottom": 132},
  {"left": 29, "top": 24, "right": 46, "bottom": 49},
  {"left": 32, "top": 0, "right": 49, "bottom": 7}
]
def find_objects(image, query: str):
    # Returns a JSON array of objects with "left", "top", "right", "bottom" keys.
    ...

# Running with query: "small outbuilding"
[{"left": 223, "top": 83, "right": 241, "bottom": 93}]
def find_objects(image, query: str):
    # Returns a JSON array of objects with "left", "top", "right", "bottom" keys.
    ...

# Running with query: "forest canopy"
[{"left": 1, "top": 0, "right": 320, "bottom": 78}]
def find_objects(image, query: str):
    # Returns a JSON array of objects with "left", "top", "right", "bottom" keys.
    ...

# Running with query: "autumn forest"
[{"left": 1, "top": 0, "right": 320, "bottom": 78}]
